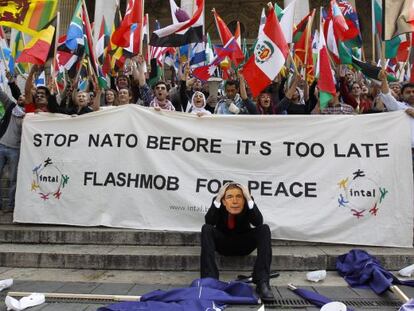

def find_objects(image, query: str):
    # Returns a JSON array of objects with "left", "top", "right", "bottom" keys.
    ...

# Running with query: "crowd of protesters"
[{"left": 0, "top": 52, "right": 413, "bottom": 212}]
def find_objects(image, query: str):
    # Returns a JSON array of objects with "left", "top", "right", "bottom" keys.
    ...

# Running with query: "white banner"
[{"left": 15, "top": 106, "right": 414, "bottom": 247}]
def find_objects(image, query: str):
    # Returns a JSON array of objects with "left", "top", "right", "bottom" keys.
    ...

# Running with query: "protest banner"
[{"left": 15, "top": 106, "right": 414, "bottom": 247}]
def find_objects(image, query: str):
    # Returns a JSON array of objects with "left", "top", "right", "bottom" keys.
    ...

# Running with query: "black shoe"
[{"left": 256, "top": 281, "right": 275, "bottom": 302}]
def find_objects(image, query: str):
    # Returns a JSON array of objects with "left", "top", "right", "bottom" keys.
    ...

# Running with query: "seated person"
[{"left": 200, "top": 182, "right": 274, "bottom": 302}]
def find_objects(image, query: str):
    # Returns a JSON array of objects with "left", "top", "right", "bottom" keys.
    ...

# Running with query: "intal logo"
[
  {"left": 337, "top": 169, "right": 388, "bottom": 219},
  {"left": 31, "top": 157, "right": 69, "bottom": 201}
]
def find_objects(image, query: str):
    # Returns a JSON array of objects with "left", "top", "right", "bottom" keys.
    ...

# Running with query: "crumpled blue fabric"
[
  {"left": 97, "top": 277, "right": 259, "bottom": 311},
  {"left": 399, "top": 298, "right": 414, "bottom": 311},
  {"left": 336, "top": 249, "right": 414, "bottom": 294}
]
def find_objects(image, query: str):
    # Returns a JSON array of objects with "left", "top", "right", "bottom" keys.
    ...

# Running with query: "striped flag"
[
  {"left": 317, "top": 26, "right": 336, "bottom": 109},
  {"left": 65, "top": 0, "right": 84, "bottom": 51},
  {"left": 17, "top": 23, "right": 55, "bottom": 65},
  {"left": 242, "top": 6, "right": 288, "bottom": 96},
  {"left": 150, "top": 0, "right": 204, "bottom": 47},
  {"left": 0, "top": 0, "right": 57, "bottom": 36}
]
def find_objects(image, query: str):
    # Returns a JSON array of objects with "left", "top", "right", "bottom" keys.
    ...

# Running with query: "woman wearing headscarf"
[{"left": 188, "top": 91, "right": 211, "bottom": 116}]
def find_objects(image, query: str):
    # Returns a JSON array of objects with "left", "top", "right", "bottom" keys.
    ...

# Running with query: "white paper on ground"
[
  {"left": 306, "top": 270, "right": 327, "bottom": 282},
  {"left": 399, "top": 264, "right": 414, "bottom": 277},
  {"left": 5, "top": 293, "right": 45, "bottom": 311}
]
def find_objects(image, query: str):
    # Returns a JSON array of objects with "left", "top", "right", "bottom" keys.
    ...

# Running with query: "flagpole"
[
  {"left": 146, "top": 14, "right": 150, "bottom": 66},
  {"left": 52, "top": 12, "right": 61, "bottom": 89},
  {"left": 81, "top": 0, "right": 100, "bottom": 88},
  {"left": 187, "top": 0, "right": 195, "bottom": 62},
  {"left": 140, "top": 0, "right": 145, "bottom": 55},
  {"left": 303, "top": 9, "right": 315, "bottom": 82},
  {"left": 371, "top": 0, "right": 376, "bottom": 63}
]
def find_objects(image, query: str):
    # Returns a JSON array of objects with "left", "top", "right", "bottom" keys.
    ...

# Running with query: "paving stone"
[
  {"left": 91, "top": 282, "right": 135, "bottom": 295},
  {"left": 84, "top": 305, "right": 107, "bottom": 310},
  {"left": 40, "top": 302, "right": 91, "bottom": 310},
  {"left": 57, "top": 282, "right": 100, "bottom": 294},
  {"left": 6, "top": 280, "right": 65, "bottom": 293}
]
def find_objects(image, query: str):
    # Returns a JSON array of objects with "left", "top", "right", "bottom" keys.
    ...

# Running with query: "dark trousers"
[{"left": 200, "top": 223, "right": 272, "bottom": 284}]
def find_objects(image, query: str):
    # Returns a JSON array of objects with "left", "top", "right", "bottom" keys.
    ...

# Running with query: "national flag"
[
  {"left": 337, "top": 0, "right": 362, "bottom": 46},
  {"left": 0, "top": 26, "right": 10, "bottom": 70},
  {"left": 148, "top": 58, "right": 162, "bottom": 87},
  {"left": 0, "top": 0, "right": 57, "bottom": 37},
  {"left": 351, "top": 56, "right": 398, "bottom": 82},
  {"left": 326, "top": 19, "right": 339, "bottom": 63},
  {"left": 383, "top": 0, "right": 414, "bottom": 41},
  {"left": 9, "top": 30, "right": 28, "bottom": 75},
  {"left": 35, "top": 71, "right": 46, "bottom": 87},
  {"left": 170, "top": 0, "right": 190, "bottom": 23},
  {"left": 212, "top": 9, "right": 244, "bottom": 66},
  {"left": 294, "top": 10, "right": 314, "bottom": 69},
  {"left": 317, "top": 27, "right": 336, "bottom": 109},
  {"left": 242, "top": 38, "right": 250, "bottom": 59},
  {"left": 338, "top": 41, "right": 352, "bottom": 64},
  {"left": 205, "top": 33, "right": 215, "bottom": 63},
  {"left": 279, "top": 0, "right": 296, "bottom": 43},
  {"left": 373, "top": 0, "right": 382, "bottom": 38},
  {"left": 385, "top": 34, "right": 406, "bottom": 59},
  {"left": 213, "top": 9, "right": 233, "bottom": 45},
  {"left": 65, "top": 0, "right": 84, "bottom": 51},
  {"left": 258, "top": 8, "right": 266, "bottom": 35},
  {"left": 123, "top": 0, "right": 145, "bottom": 56},
  {"left": 192, "top": 37, "right": 239, "bottom": 81},
  {"left": 96, "top": 17, "right": 109, "bottom": 65},
  {"left": 242, "top": 6, "right": 289, "bottom": 97},
  {"left": 293, "top": 11, "right": 313, "bottom": 43},
  {"left": 16, "top": 23, "right": 55, "bottom": 64},
  {"left": 190, "top": 42, "right": 206, "bottom": 67},
  {"left": 111, "top": 0, "right": 143, "bottom": 49},
  {"left": 331, "top": 0, "right": 348, "bottom": 33},
  {"left": 150, "top": 0, "right": 204, "bottom": 47},
  {"left": 234, "top": 21, "right": 241, "bottom": 47},
  {"left": 81, "top": 2, "right": 99, "bottom": 75},
  {"left": 149, "top": 20, "right": 175, "bottom": 66}
]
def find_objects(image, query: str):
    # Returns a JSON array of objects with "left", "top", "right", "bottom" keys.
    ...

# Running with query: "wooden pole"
[
  {"left": 371, "top": 0, "right": 376, "bottom": 63},
  {"left": 139, "top": 0, "right": 145, "bottom": 55},
  {"left": 303, "top": 9, "right": 316, "bottom": 82},
  {"left": 7, "top": 292, "right": 141, "bottom": 302},
  {"left": 52, "top": 12, "right": 61, "bottom": 80}
]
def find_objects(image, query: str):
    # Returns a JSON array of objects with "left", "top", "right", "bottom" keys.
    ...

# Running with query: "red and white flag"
[{"left": 242, "top": 6, "right": 288, "bottom": 97}]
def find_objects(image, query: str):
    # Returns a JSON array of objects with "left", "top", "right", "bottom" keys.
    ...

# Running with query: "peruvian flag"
[
  {"left": 242, "top": 6, "right": 288, "bottom": 97},
  {"left": 317, "top": 26, "right": 336, "bottom": 109}
]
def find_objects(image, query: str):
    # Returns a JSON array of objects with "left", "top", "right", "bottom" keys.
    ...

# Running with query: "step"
[
  {"left": 0, "top": 244, "right": 412, "bottom": 272},
  {"left": 0, "top": 223, "right": 322, "bottom": 246}
]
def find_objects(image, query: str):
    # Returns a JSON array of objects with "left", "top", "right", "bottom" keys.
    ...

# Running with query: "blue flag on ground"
[
  {"left": 97, "top": 278, "right": 259, "bottom": 311},
  {"left": 337, "top": 249, "right": 414, "bottom": 295}
]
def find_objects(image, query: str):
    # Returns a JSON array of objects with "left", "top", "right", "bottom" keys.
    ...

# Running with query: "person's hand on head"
[
  {"left": 215, "top": 182, "right": 231, "bottom": 205},
  {"left": 237, "top": 183, "right": 252, "bottom": 202}
]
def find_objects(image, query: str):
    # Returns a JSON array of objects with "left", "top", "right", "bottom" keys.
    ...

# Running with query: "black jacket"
[{"left": 205, "top": 198, "right": 263, "bottom": 235}]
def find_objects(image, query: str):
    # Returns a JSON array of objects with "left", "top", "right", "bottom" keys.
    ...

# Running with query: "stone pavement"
[{"left": 0, "top": 268, "right": 410, "bottom": 310}]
